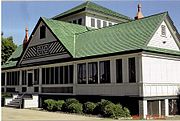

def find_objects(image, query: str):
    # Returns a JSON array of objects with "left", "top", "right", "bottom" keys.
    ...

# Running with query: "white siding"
[
  {"left": 147, "top": 21, "right": 179, "bottom": 51},
  {"left": 142, "top": 54, "right": 180, "bottom": 97}
]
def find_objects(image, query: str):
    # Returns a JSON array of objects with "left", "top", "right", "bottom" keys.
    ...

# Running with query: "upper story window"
[
  {"left": 40, "top": 25, "right": 46, "bottom": 39},
  {"left": 103, "top": 21, "right": 107, "bottom": 27},
  {"left": 97, "top": 19, "right": 101, "bottom": 28},
  {"left": 91, "top": 18, "right": 95, "bottom": 27},
  {"left": 78, "top": 18, "right": 82, "bottom": 25},
  {"left": 116, "top": 59, "right": 123, "bottom": 83},
  {"left": 161, "top": 25, "right": 166, "bottom": 36},
  {"left": 128, "top": 57, "right": 136, "bottom": 83},
  {"left": 99, "top": 60, "right": 110, "bottom": 83}
]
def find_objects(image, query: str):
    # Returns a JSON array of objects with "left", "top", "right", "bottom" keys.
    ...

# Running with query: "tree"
[{"left": 1, "top": 36, "right": 17, "bottom": 65}]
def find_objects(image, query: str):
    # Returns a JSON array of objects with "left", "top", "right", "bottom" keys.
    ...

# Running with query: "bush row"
[{"left": 44, "top": 98, "right": 131, "bottom": 119}]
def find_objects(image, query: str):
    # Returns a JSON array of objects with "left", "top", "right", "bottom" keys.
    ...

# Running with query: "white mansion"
[{"left": 2, "top": 1, "right": 180, "bottom": 118}]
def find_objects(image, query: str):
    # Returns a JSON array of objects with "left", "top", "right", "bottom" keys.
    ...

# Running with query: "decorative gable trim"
[{"left": 17, "top": 17, "right": 73, "bottom": 67}]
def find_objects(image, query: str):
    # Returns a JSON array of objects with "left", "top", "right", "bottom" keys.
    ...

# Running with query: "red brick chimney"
[
  {"left": 135, "top": 3, "right": 144, "bottom": 20},
  {"left": 23, "top": 27, "right": 29, "bottom": 50}
]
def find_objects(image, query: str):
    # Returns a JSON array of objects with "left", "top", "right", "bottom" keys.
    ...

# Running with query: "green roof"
[
  {"left": 75, "top": 12, "right": 174, "bottom": 57},
  {"left": 2, "top": 45, "right": 23, "bottom": 69},
  {"left": 2, "top": 12, "right": 180, "bottom": 69},
  {"left": 42, "top": 17, "right": 89, "bottom": 56},
  {"left": 52, "top": 1, "right": 131, "bottom": 20}
]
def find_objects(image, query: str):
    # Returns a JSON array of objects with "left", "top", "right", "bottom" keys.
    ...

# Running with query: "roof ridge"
[{"left": 76, "top": 11, "right": 168, "bottom": 36}]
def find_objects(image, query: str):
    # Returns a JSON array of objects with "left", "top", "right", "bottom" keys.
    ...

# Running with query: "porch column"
[
  {"left": 165, "top": 99, "right": 169, "bottom": 116},
  {"left": 139, "top": 100, "right": 147, "bottom": 119},
  {"left": 19, "top": 70, "right": 22, "bottom": 93},
  {"left": 73, "top": 63, "right": 77, "bottom": 94},
  {"left": 110, "top": 59, "right": 116, "bottom": 84},
  {"left": 39, "top": 68, "right": 42, "bottom": 93},
  {"left": 4, "top": 72, "right": 7, "bottom": 92},
  {"left": 159, "top": 100, "right": 161, "bottom": 115}
]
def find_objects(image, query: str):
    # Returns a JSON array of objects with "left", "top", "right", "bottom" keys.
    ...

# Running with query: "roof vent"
[
  {"left": 135, "top": 3, "right": 144, "bottom": 20},
  {"left": 23, "top": 27, "right": 29, "bottom": 50}
]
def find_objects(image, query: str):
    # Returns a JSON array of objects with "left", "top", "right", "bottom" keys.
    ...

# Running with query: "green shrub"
[
  {"left": 56, "top": 100, "right": 65, "bottom": 111},
  {"left": 62, "top": 98, "right": 81, "bottom": 112},
  {"left": 66, "top": 102, "right": 83, "bottom": 114},
  {"left": 103, "top": 103, "right": 124, "bottom": 119},
  {"left": 2, "top": 93, "right": 12, "bottom": 98},
  {"left": 94, "top": 99, "right": 112, "bottom": 115},
  {"left": 44, "top": 99, "right": 57, "bottom": 111},
  {"left": 83, "top": 102, "right": 96, "bottom": 114},
  {"left": 123, "top": 107, "right": 131, "bottom": 117}
]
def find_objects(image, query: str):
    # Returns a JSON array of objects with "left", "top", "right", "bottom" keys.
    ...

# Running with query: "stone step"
[{"left": 6, "top": 104, "right": 20, "bottom": 108}]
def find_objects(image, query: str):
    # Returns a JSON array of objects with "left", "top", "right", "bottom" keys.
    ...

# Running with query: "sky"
[{"left": 2, "top": 0, "right": 180, "bottom": 45}]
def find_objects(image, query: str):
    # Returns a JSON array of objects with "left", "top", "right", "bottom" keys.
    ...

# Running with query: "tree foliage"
[{"left": 1, "top": 36, "right": 17, "bottom": 64}]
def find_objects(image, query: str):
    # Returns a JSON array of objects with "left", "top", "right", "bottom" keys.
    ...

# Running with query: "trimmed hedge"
[
  {"left": 83, "top": 102, "right": 96, "bottom": 114},
  {"left": 44, "top": 99, "right": 57, "bottom": 111},
  {"left": 43, "top": 98, "right": 131, "bottom": 119},
  {"left": 94, "top": 99, "right": 112, "bottom": 115},
  {"left": 56, "top": 100, "right": 65, "bottom": 111}
]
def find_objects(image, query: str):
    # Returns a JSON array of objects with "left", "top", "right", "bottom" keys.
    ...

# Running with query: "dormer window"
[
  {"left": 161, "top": 25, "right": 166, "bottom": 37},
  {"left": 73, "top": 20, "right": 77, "bottom": 24},
  {"left": 40, "top": 25, "right": 46, "bottom": 39},
  {"left": 97, "top": 19, "right": 101, "bottom": 28}
]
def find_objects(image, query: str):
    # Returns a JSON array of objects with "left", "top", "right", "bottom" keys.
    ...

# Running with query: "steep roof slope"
[
  {"left": 2, "top": 45, "right": 23, "bottom": 68},
  {"left": 75, "top": 12, "right": 180, "bottom": 58},
  {"left": 52, "top": 1, "right": 131, "bottom": 20},
  {"left": 42, "top": 17, "right": 89, "bottom": 56}
]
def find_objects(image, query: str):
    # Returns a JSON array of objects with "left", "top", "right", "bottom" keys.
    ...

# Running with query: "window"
[
  {"left": 103, "top": 21, "right": 107, "bottom": 27},
  {"left": 91, "top": 18, "right": 95, "bottom": 27},
  {"left": 99, "top": 60, "right": 110, "bottom": 83},
  {"left": 128, "top": 57, "right": 136, "bottom": 83},
  {"left": 50, "top": 67, "right": 54, "bottom": 84},
  {"left": 97, "top": 19, "right": 101, "bottom": 28},
  {"left": 116, "top": 59, "right": 123, "bottom": 83},
  {"left": 6, "top": 71, "right": 20, "bottom": 86},
  {"left": 78, "top": 18, "right": 82, "bottom": 25},
  {"left": 109, "top": 22, "right": 112, "bottom": 26},
  {"left": 77, "top": 63, "right": 86, "bottom": 84},
  {"left": 161, "top": 25, "right": 166, "bottom": 36},
  {"left": 60, "top": 66, "right": 64, "bottom": 84},
  {"left": 45, "top": 68, "right": 50, "bottom": 84},
  {"left": 69, "top": 65, "right": 73, "bottom": 84},
  {"left": 34, "top": 69, "right": 39, "bottom": 85},
  {"left": 1, "top": 72, "right": 5, "bottom": 86},
  {"left": 40, "top": 25, "right": 46, "bottom": 39},
  {"left": 88, "top": 62, "right": 98, "bottom": 84},
  {"left": 73, "top": 20, "right": 77, "bottom": 24},
  {"left": 22, "top": 70, "right": 27, "bottom": 85},
  {"left": 64, "top": 66, "right": 69, "bottom": 84},
  {"left": 42, "top": 68, "right": 46, "bottom": 84},
  {"left": 55, "top": 67, "right": 59, "bottom": 84}
]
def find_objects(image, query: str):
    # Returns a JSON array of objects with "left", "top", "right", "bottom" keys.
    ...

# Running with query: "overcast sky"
[{"left": 2, "top": 0, "right": 180, "bottom": 45}]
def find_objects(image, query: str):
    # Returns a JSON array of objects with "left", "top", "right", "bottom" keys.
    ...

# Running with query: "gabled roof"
[
  {"left": 2, "top": 45, "right": 23, "bottom": 69},
  {"left": 75, "top": 12, "right": 179, "bottom": 57},
  {"left": 52, "top": 1, "right": 131, "bottom": 20},
  {"left": 2, "top": 12, "right": 180, "bottom": 69},
  {"left": 42, "top": 17, "right": 89, "bottom": 57}
]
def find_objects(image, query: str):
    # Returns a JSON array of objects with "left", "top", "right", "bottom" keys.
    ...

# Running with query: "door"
[{"left": 27, "top": 71, "right": 33, "bottom": 87}]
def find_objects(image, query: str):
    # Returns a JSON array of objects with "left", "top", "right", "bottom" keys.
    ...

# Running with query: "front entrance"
[{"left": 27, "top": 71, "right": 34, "bottom": 93}]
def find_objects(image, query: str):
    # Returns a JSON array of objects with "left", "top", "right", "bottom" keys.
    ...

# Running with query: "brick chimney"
[
  {"left": 135, "top": 3, "right": 144, "bottom": 20},
  {"left": 23, "top": 27, "right": 29, "bottom": 50}
]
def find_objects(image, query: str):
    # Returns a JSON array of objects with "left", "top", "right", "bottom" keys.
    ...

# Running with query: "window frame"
[{"left": 128, "top": 57, "right": 136, "bottom": 83}]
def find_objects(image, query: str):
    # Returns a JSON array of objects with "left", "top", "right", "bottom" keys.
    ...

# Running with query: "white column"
[
  {"left": 165, "top": 99, "right": 169, "bottom": 116},
  {"left": 39, "top": 68, "right": 42, "bottom": 93},
  {"left": 4, "top": 72, "right": 7, "bottom": 92},
  {"left": 123, "top": 58, "right": 128, "bottom": 83},
  {"left": 159, "top": 100, "right": 161, "bottom": 116},
  {"left": 73, "top": 63, "right": 77, "bottom": 94},
  {"left": 97, "top": 61, "right": 100, "bottom": 84},
  {"left": 110, "top": 59, "right": 116, "bottom": 84},
  {"left": 19, "top": 70, "right": 22, "bottom": 93},
  {"left": 139, "top": 100, "right": 148, "bottom": 119}
]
